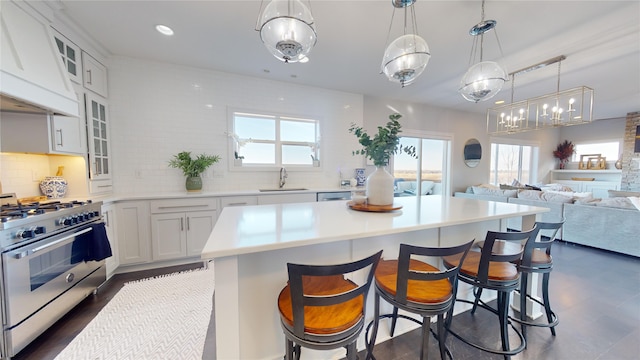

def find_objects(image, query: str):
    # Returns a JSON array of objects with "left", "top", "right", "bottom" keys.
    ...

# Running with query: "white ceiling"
[{"left": 52, "top": 0, "right": 639, "bottom": 120}]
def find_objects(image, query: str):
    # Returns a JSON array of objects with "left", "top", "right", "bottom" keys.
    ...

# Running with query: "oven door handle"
[{"left": 21, "top": 227, "right": 93, "bottom": 258}]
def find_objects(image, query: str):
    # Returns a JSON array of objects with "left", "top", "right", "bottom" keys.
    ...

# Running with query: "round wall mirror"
[{"left": 464, "top": 138, "right": 482, "bottom": 168}]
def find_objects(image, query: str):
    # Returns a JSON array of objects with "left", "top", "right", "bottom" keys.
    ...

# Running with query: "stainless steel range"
[{"left": 0, "top": 193, "right": 108, "bottom": 358}]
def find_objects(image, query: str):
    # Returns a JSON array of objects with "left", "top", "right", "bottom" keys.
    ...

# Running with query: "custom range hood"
[{"left": 0, "top": 0, "right": 78, "bottom": 116}]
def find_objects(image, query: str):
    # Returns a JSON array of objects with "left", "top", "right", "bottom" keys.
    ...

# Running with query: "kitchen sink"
[{"left": 259, "top": 188, "right": 308, "bottom": 192}]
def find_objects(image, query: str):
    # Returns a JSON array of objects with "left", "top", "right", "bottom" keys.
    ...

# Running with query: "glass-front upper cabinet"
[
  {"left": 85, "top": 92, "right": 112, "bottom": 181},
  {"left": 52, "top": 29, "right": 82, "bottom": 84}
]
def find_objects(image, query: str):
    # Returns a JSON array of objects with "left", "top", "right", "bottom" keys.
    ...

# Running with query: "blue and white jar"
[
  {"left": 355, "top": 168, "right": 366, "bottom": 187},
  {"left": 40, "top": 176, "right": 68, "bottom": 199}
]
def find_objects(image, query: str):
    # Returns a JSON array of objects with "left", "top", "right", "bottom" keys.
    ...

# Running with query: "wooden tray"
[
  {"left": 347, "top": 201, "right": 402, "bottom": 212},
  {"left": 571, "top": 177, "right": 595, "bottom": 181}
]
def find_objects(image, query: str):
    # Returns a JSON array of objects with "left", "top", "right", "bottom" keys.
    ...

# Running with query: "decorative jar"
[{"left": 39, "top": 176, "right": 68, "bottom": 199}]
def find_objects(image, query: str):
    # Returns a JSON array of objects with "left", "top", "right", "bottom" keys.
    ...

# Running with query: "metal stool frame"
[
  {"left": 445, "top": 226, "right": 538, "bottom": 359},
  {"left": 280, "top": 250, "right": 382, "bottom": 360},
  {"left": 366, "top": 240, "right": 474, "bottom": 360}
]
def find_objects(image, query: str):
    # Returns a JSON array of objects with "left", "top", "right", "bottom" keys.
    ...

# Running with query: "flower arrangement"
[
  {"left": 553, "top": 140, "right": 575, "bottom": 168},
  {"left": 349, "top": 113, "right": 416, "bottom": 167},
  {"left": 553, "top": 140, "right": 575, "bottom": 161},
  {"left": 168, "top": 151, "right": 221, "bottom": 177}
]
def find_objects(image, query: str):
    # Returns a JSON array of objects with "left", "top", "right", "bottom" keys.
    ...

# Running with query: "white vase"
[{"left": 366, "top": 166, "right": 394, "bottom": 206}]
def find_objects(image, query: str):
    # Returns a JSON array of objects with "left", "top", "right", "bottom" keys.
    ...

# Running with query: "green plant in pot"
[
  {"left": 349, "top": 113, "right": 415, "bottom": 205},
  {"left": 169, "top": 151, "right": 221, "bottom": 192}
]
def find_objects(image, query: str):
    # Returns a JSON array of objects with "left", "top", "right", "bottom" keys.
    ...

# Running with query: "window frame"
[
  {"left": 227, "top": 108, "right": 322, "bottom": 172},
  {"left": 489, "top": 137, "right": 539, "bottom": 186},
  {"left": 394, "top": 129, "right": 453, "bottom": 198},
  {"left": 571, "top": 139, "right": 621, "bottom": 163}
]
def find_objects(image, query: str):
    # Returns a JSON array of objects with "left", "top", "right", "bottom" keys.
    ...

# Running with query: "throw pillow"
[
  {"left": 517, "top": 190, "right": 544, "bottom": 201},
  {"left": 628, "top": 197, "right": 640, "bottom": 211},
  {"left": 421, "top": 181, "right": 435, "bottom": 195},
  {"left": 540, "top": 192, "right": 574, "bottom": 203},
  {"left": 472, "top": 186, "right": 518, "bottom": 198}
]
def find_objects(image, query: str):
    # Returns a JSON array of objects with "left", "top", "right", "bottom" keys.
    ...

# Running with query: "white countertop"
[
  {"left": 201, "top": 195, "right": 549, "bottom": 259},
  {"left": 93, "top": 187, "right": 351, "bottom": 203}
]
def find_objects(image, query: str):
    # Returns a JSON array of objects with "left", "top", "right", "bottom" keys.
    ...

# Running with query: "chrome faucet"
[{"left": 279, "top": 167, "right": 288, "bottom": 188}]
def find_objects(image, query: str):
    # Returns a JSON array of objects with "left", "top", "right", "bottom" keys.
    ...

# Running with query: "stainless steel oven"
[{"left": 0, "top": 194, "right": 108, "bottom": 358}]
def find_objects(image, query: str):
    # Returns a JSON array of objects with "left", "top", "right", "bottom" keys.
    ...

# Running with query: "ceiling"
[{"left": 51, "top": 0, "right": 639, "bottom": 120}]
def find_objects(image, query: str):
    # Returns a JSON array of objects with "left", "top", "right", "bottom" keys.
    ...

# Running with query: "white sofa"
[{"left": 454, "top": 188, "right": 640, "bottom": 257}]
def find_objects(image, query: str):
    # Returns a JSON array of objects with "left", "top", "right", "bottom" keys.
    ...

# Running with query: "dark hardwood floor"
[{"left": 13, "top": 241, "right": 640, "bottom": 360}]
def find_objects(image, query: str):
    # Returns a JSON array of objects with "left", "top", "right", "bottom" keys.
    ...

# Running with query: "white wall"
[{"left": 108, "top": 56, "right": 365, "bottom": 194}]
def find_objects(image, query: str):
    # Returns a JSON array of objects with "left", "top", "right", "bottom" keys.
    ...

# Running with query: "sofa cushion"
[
  {"left": 608, "top": 190, "right": 640, "bottom": 198},
  {"left": 517, "top": 189, "right": 574, "bottom": 203},
  {"left": 578, "top": 197, "right": 638, "bottom": 210}
]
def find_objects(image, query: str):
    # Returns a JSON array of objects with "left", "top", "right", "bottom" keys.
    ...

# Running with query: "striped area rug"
[{"left": 55, "top": 266, "right": 215, "bottom": 360}]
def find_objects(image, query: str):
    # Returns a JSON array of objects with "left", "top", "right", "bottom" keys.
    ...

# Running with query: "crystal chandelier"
[
  {"left": 459, "top": 0, "right": 508, "bottom": 103},
  {"left": 381, "top": 0, "right": 431, "bottom": 87},
  {"left": 487, "top": 55, "right": 594, "bottom": 135},
  {"left": 256, "top": 0, "right": 317, "bottom": 63}
]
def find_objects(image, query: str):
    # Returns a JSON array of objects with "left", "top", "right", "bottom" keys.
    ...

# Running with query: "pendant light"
[
  {"left": 381, "top": 0, "right": 430, "bottom": 87},
  {"left": 459, "top": 0, "right": 508, "bottom": 103},
  {"left": 256, "top": 0, "right": 317, "bottom": 63}
]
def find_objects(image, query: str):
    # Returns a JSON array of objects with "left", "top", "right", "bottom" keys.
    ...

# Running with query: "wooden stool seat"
[
  {"left": 444, "top": 252, "right": 519, "bottom": 281},
  {"left": 530, "top": 249, "right": 552, "bottom": 265},
  {"left": 375, "top": 259, "right": 452, "bottom": 304},
  {"left": 476, "top": 241, "right": 551, "bottom": 265},
  {"left": 278, "top": 275, "right": 363, "bottom": 335}
]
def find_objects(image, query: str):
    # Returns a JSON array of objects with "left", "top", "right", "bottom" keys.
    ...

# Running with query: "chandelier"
[
  {"left": 256, "top": 0, "right": 317, "bottom": 63},
  {"left": 487, "top": 55, "right": 594, "bottom": 135},
  {"left": 459, "top": 0, "right": 508, "bottom": 103},
  {"left": 381, "top": 0, "right": 431, "bottom": 87}
]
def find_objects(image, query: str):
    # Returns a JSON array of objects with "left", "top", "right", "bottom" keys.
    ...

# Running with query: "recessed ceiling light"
[
  {"left": 494, "top": 100, "right": 505, "bottom": 105},
  {"left": 155, "top": 25, "right": 174, "bottom": 36},
  {"left": 299, "top": 56, "right": 309, "bottom": 63}
]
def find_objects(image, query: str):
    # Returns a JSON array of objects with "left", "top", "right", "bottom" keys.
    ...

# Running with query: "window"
[
  {"left": 490, "top": 143, "right": 535, "bottom": 185},
  {"left": 572, "top": 141, "right": 620, "bottom": 162},
  {"left": 394, "top": 135, "right": 450, "bottom": 197},
  {"left": 230, "top": 111, "right": 320, "bottom": 167}
]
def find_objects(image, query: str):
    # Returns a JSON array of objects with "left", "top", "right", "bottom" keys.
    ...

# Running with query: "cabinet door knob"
[{"left": 86, "top": 69, "right": 92, "bottom": 84}]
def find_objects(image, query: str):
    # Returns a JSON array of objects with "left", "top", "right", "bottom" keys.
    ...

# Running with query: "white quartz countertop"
[
  {"left": 94, "top": 187, "right": 351, "bottom": 203},
  {"left": 201, "top": 195, "right": 549, "bottom": 259}
]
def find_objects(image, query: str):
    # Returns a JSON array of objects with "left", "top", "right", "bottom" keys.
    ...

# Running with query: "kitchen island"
[{"left": 201, "top": 195, "right": 548, "bottom": 360}]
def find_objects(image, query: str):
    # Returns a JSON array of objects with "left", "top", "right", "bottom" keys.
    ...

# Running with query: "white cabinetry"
[
  {"left": 116, "top": 201, "right": 151, "bottom": 265},
  {"left": 102, "top": 203, "right": 119, "bottom": 278},
  {"left": 150, "top": 198, "right": 218, "bottom": 261},
  {"left": 52, "top": 29, "right": 82, "bottom": 84},
  {"left": 0, "top": 111, "right": 84, "bottom": 155},
  {"left": 550, "top": 170, "right": 621, "bottom": 198},
  {"left": 82, "top": 52, "right": 108, "bottom": 97},
  {"left": 85, "top": 92, "right": 113, "bottom": 193},
  {"left": 0, "top": 1, "right": 78, "bottom": 116},
  {"left": 257, "top": 193, "right": 316, "bottom": 205},
  {"left": 219, "top": 196, "right": 258, "bottom": 208}
]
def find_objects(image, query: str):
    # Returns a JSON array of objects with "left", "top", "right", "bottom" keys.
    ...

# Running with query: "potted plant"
[
  {"left": 169, "top": 151, "right": 221, "bottom": 191},
  {"left": 349, "top": 113, "right": 415, "bottom": 205},
  {"left": 553, "top": 140, "right": 575, "bottom": 169}
]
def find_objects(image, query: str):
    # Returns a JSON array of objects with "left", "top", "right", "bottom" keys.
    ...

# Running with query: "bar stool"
[
  {"left": 277, "top": 250, "right": 382, "bottom": 360},
  {"left": 515, "top": 221, "right": 564, "bottom": 340},
  {"left": 443, "top": 226, "right": 538, "bottom": 359},
  {"left": 366, "top": 240, "right": 474, "bottom": 360}
]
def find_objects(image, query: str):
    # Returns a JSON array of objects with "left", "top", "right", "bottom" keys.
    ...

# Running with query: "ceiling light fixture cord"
[{"left": 255, "top": 0, "right": 266, "bottom": 31}]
